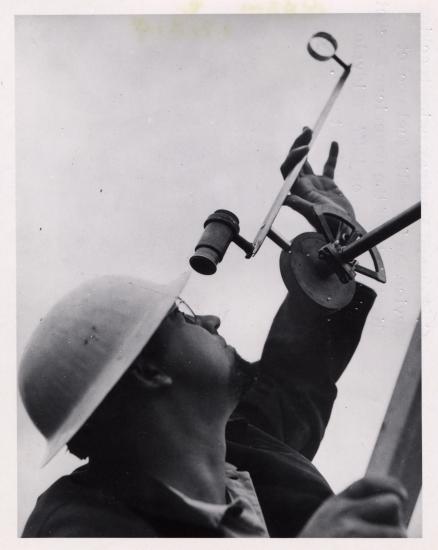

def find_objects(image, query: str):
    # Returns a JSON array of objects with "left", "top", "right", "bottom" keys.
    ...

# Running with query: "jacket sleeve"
[{"left": 234, "top": 281, "right": 376, "bottom": 460}]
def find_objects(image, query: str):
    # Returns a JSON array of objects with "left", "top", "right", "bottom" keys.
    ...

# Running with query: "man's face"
[{"left": 151, "top": 301, "right": 256, "bottom": 402}]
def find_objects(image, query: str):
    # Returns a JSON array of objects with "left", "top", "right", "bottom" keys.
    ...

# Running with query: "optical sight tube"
[{"left": 190, "top": 210, "right": 240, "bottom": 275}]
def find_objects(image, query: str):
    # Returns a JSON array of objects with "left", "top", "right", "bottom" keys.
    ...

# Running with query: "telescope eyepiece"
[
  {"left": 190, "top": 210, "right": 240, "bottom": 275},
  {"left": 190, "top": 246, "right": 221, "bottom": 275}
]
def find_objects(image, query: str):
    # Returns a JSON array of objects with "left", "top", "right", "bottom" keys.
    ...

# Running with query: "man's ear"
[{"left": 130, "top": 361, "right": 173, "bottom": 390}]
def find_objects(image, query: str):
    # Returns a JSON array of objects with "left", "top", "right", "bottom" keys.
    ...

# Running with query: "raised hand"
[{"left": 281, "top": 128, "right": 355, "bottom": 230}]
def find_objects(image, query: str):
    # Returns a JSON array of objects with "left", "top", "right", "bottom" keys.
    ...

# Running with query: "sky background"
[{"left": 16, "top": 14, "right": 420, "bottom": 534}]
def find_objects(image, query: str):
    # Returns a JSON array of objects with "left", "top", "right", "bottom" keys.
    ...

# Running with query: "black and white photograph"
[{"left": 6, "top": 2, "right": 432, "bottom": 542}]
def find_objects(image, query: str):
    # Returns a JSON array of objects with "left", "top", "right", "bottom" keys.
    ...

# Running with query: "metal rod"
[
  {"left": 311, "top": 66, "right": 351, "bottom": 140},
  {"left": 339, "top": 202, "right": 421, "bottom": 263},
  {"left": 251, "top": 65, "right": 352, "bottom": 257},
  {"left": 267, "top": 228, "right": 291, "bottom": 252},
  {"left": 332, "top": 54, "right": 350, "bottom": 71},
  {"left": 234, "top": 233, "right": 254, "bottom": 257}
]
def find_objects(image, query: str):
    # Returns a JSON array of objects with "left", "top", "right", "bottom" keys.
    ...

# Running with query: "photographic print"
[{"left": 15, "top": 9, "right": 422, "bottom": 540}]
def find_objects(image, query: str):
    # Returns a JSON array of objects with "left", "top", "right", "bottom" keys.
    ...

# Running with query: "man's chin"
[{"left": 229, "top": 350, "right": 259, "bottom": 399}]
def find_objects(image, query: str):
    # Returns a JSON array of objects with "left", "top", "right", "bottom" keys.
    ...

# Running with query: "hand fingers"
[
  {"left": 298, "top": 487, "right": 407, "bottom": 538},
  {"left": 342, "top": 519, "right": 407, "bottom": 538},
  {"left": 341, "top": 476, "right": 408, "bottom": 502},
  {"left": 296, "top": 128, "right": 313, "bottom": 174},
  {"left": 280, "top": 127, "right": 312, "bottom": 179},
  {"left": 300, "top": 160, "right": 314, "bottom": 176},
  {"left": 290, "top": 126, "right": 313, "bottom": 149},
  {"left": 280, "top": 145, "right": 309, "bottom": 180},
  {"left": 348, "top": 492, "right": 406, "bottom": 526},
  {"left": 323, "top": 141, "right": 339, "bottom": 179}
]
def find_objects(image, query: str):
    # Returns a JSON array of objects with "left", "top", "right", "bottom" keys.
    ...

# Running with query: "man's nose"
[{"left": 199, "top": 315, "right": 221, "bottom": 334}]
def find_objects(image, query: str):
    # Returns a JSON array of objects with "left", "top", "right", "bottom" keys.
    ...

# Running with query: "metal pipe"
[{"left": 340, "top": 202, "right": 421, "bottom": 263}]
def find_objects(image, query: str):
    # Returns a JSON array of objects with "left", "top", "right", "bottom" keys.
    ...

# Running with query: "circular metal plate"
[{"left": 280, "top": 232, "right": 356, "bottom": 311}]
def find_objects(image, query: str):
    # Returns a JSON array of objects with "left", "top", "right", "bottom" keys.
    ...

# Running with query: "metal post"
[{"left": 366, "top": 316, "right": 421, "bottom": 525}]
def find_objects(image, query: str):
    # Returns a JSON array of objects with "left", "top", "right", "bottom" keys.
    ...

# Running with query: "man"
[{"left": 19, "top": 129, "right": 408, "bottom": 537}]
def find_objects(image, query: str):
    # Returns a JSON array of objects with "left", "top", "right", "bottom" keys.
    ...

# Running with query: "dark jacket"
[{"left": 22, "top": 282, "right": 376, "bottom": 537}]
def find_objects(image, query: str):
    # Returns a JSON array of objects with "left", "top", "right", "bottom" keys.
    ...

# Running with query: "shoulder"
[{"left": 22, "top": 473, "right": 158, "bottom": 537}]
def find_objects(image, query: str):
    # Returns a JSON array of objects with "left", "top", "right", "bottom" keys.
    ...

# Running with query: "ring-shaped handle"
[{"left": 307, "top": 31, "right": 338, "bottom": 61}]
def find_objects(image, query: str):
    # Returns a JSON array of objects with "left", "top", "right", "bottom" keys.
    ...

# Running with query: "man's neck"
[{"left": 92, "top": 402, "right": 230, "bottom": 505}]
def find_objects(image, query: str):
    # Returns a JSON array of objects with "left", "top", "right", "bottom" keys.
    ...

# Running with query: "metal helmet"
[{"left": 19, "top": 272, "right": 189, "bottom": 465}]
